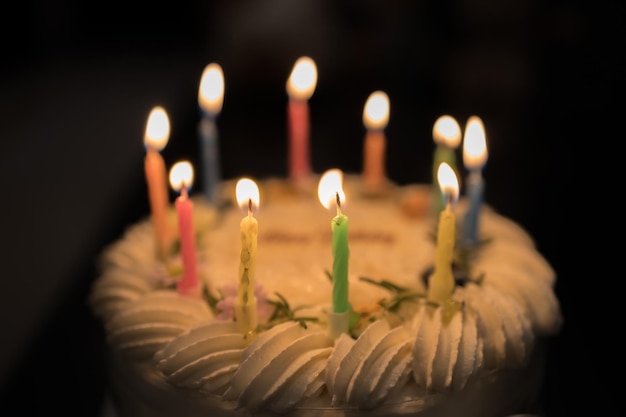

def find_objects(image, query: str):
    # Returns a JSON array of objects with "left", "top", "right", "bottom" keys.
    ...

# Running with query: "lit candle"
[
  {"left": 144, "top": 106, "right": 172, "bottom": 260},
  {"left": 169, "top": 161, "right": 201, "bottom": 298},
  {"left": 318, "top": 169, "right": 350, "bottom": 338},
  {"left": 198, "top": 63, "right": 225, "bottom": 204},
  {"left": 432, "top": 115, "right": 461, "bottom": 214},
  {"left": 286, "top": 56, "right": 317, "bottom": 185},
  {"left": 428, "top": 162, "right": 459, "bottom": 305},
  {"left": 462, "top": 116, "right": 488, "bottom": 246},
  {"left": 235, "top": 178, "right": 260, "bottom": 336},
  {"left": 361, "top": 90, "right": 390, "bottom": 195}
]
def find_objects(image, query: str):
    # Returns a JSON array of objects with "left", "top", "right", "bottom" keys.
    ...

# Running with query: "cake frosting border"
[{"left": 90, "top": 176, "right": 562, "bottom": 416}]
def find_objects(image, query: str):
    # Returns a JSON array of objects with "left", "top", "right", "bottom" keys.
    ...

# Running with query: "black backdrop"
[{"left": 0, "top": 1, "right": 611, "bottom": 415}]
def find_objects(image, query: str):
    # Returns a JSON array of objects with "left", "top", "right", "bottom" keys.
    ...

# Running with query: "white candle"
[
  {"left": 286, "top": 57, "right": 317, "bottom": 186},
  {"left": 462, "top": 116, "right": 488, "bottom": 245},
  {"left": 198, "top": 63, "right": 225, "bottom": 204},
  {"left": 144, "top": 106, "right": 171, "bottom": 260},
  {"left": 169, "top": 161, "right": 201, "bottom": 299},
  {"left": 235, "top": 178, "right": 260, "bottom": 336},
  {"left": 362, "top": 91, "right": 390, "bottom": 195}
]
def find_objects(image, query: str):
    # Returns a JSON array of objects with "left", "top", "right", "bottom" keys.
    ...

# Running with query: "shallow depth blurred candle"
[
  {"left": 428, "top": 162, "right": 459, "bottom": 305},
  {"left": 286, "top": 56, "right": 317, "bottom": 185},
  {"left": 144, "top": 106, "right": 171, "bottom": 260},
  {"left": 362, "top": 91, "right": 390, "bottom": 195},
  {"left": 169, "top": 161, "right": 201, "bottom": 299},
  {"left": 462, "top": 116, "right": 488, "bottom": 245},
  {"left": 198, "top": 63, "right": 225, "bottom": 204},
  {"left": 432, "top": 115, "right": 461, "bottom": 214},
  {"left": 235, "top": 178, "right": 260, "bottom": 336},
  {"left": 318, "top": 169, "right": 350, "bottom": 338}
]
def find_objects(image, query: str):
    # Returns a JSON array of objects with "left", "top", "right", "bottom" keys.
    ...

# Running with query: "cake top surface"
[{"left": 90, "top": 174, "right": 562, "bottom": 414}]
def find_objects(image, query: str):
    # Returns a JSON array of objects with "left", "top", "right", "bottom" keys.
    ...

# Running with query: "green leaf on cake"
[
  {"left": 355, "top": 276, "right": 426, "bottom": 328},
  {"left": 260, "top": 292, "right": 319, "bottom": 332},
  {"left": 202, "top": 285, "right": 222, "bottom": 315}
]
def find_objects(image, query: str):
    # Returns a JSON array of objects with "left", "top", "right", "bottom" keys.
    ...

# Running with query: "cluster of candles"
[{"left": 143, "top": 56, "right": 488, "bottom": 336}]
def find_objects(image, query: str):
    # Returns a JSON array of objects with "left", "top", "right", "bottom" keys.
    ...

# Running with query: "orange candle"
[
  {"left": 362, "top": 91, "right": 390, "bottom": 195},
  {"left": 144, "top": 106, "right": 171, "bottom": 260}
]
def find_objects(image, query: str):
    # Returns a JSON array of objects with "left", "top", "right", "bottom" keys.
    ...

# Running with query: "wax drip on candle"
[
  {"left": 198, "top": 63, "right": 224, "bottom": 204},
  {"left": 169, "top": 161, "right": 201, "bottom": 299},
  {"left": 286, "top": 56, "right": 317, "bottom": 186},
  {"left": 361, "top": 90, "right": 390, "bottom": 196},
  {"left": 432, "top": 115, "right": 461, "bottom": 215},
  {"left": 462, "top": 116, "right": 488, "bottom": 246},
  {"left": 144, "top": 106, "right": 172, "bottom": 260},
  {"left": 235, "top": 178, "right": 260, "bottom": 338}
]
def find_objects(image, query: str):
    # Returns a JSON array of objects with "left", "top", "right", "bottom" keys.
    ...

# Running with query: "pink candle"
[
  {"left": 286, "top": 56, "right": 317, "bottom": 185},
  {"left": 144, "top": 106, "right": 171, "bottom": 260},
  {"left": 169, "top": 161, "right": 201, "bottom": 299}
]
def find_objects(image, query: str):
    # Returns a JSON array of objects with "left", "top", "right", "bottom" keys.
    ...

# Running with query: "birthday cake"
[{"left": 90, "top": 171, "right": 562, "bottom": 417}]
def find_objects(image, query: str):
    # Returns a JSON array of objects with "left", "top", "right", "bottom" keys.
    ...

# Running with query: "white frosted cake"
[{"left": 90, "top": 174, "right": 562, "bottom": 417}]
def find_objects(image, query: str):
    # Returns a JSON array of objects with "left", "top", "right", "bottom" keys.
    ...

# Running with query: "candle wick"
[
  {"left": 335, "top": 191, "right": 342, "bottom": 215},
  {"left": 442, "top": 192, "right": 451, "bottom": 211},
  {"left": 248, "top": 198, "right": 253, "bottom": 217}
]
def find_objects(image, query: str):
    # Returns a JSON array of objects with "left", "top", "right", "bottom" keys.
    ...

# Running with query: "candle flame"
[
  {"left": 169, "top": 161, "right": 194, "bottom": 192},
  {"left": 144, "top": 106, "right": 170, "bottom": 151},
  {"left": 198, "top": 63, "right": 225, "bottom": 115},
  {"left": 433, "top": 115, "right": 461, "bottom": 148},
  {"left": 318, "top": 169, "right": 346, "bottom": 210},
  {"left": 437, "top": 162, "right": 459, "bottom": 205},
  {"left": 363, "top": 91, "right": 390, "bottom": 130},
  {"left": 235, "top": 178, "right": 260, "bottom": 213},
  {"left": 286, "top": 56, "right": 317, "bottom": 100},
  {"left": 463, "top": 116, "right": 488, "bottom": 169}
]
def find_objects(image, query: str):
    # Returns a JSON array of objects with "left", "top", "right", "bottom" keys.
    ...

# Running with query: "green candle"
[
  {"left": 318, "top": 169, "right": 351, "bottom": 317},
  {"left": 331, "top": 193, "right": 350, "bottom": 313},
  {"left": 432, "top": 115, "right": 461, "bottom": 214}
]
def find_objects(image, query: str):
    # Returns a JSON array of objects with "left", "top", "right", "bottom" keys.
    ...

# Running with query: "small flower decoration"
[{"left": 215, "top": 282, "right": 273, "bottom": 322}]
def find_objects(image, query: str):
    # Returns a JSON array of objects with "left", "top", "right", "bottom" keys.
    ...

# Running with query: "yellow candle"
[
  {"left": 428, "top": 162, "right": 459, "bottom": 305},
  {"left": 362, "top": 91, "right": 390, "bottom": 195},
  {"left": 235, "top": 178, "right": 260, "bottom": 336},
  {"left": 144, "top": 106, "right": 171, "bottom": 260}
]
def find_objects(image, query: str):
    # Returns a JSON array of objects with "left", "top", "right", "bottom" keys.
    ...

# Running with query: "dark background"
[{"left": 0, "top": 1, "right": 610, "bottom": 415}]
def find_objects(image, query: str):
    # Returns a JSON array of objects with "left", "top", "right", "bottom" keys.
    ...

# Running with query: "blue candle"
[
  {"left": 462, "top": 116, "right": 488, "bottom": 245},
  {"left": 432, "top": 115, "right": 461, "bottom": 214},
  {"left": 198, "top": 63, "right": 225, "bottom": 204}
]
